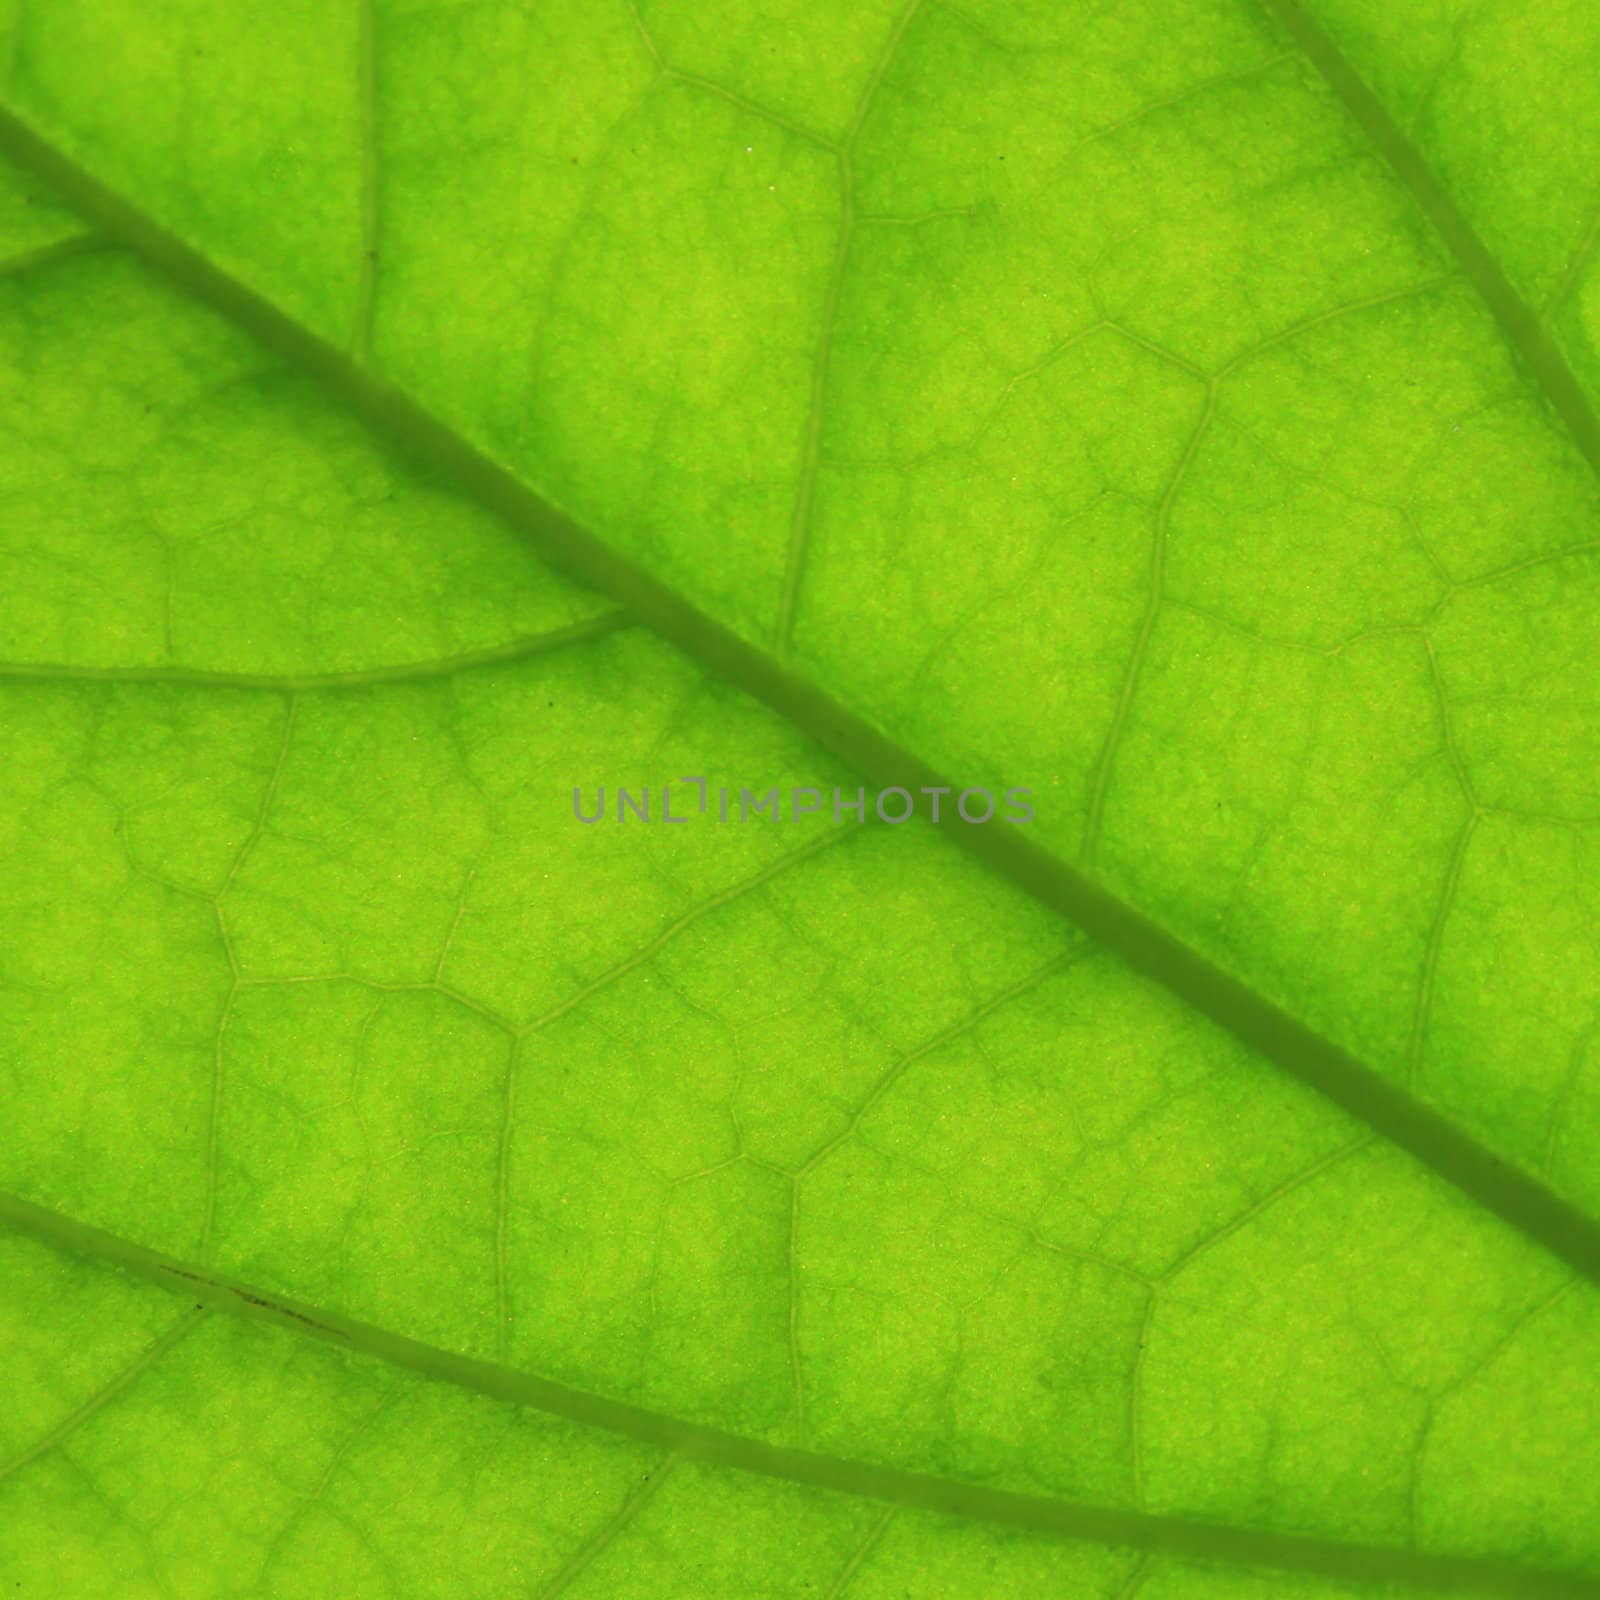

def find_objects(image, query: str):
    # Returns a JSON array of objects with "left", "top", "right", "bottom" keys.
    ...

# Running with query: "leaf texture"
[{"left": 1, "top": 3, "right": 1599, "bottom": 1595}]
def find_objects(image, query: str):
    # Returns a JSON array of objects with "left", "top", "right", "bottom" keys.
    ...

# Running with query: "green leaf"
[{"left": 1, "top": 2, "right": 1599, "bottom": 1594}]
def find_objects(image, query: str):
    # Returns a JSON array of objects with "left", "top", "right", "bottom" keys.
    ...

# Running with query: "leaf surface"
[{"left": 1, "top": 3, "right": 1599, "bottom": 1595}]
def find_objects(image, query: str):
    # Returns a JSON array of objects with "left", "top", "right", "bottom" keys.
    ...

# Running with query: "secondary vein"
[
  {"left": 0, "top": 1306, "right": 207, "bottom": 1484},
  {"left": 0, "top": 1189, "right": 1594, "bottom": 1597},
  {"left": 1258, "top": 0, "right": 1600, "bottom": 485},
  {"left": 0, "top": 611, "right": 628, "bottom": 692}
]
